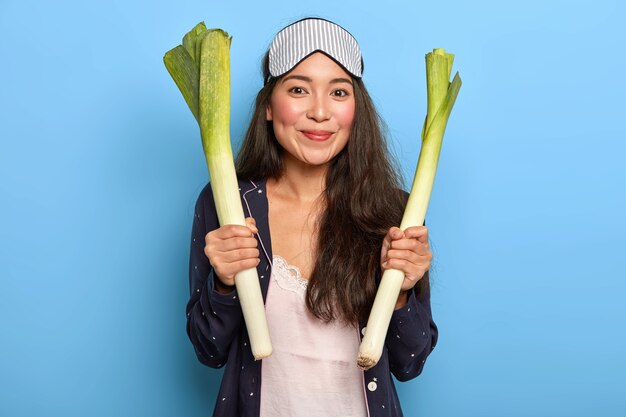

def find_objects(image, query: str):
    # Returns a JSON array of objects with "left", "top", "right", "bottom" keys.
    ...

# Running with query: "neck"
[{"left": 272, "top": 155, "right": 328, "bottom": 204}]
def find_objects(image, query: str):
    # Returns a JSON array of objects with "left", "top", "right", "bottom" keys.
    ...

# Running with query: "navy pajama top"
[{"left": 186, "top": 177, "right": 438, "bottom": 417}]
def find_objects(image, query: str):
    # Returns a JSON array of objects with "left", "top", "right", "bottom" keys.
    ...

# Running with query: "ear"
[{"left": 265, "top": 104, "right": 273, "bottom": 121}]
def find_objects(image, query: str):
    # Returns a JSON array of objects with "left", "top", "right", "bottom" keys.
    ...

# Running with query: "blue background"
[{"left": 1, "top": 0, "right": 625, "bottom": 416}]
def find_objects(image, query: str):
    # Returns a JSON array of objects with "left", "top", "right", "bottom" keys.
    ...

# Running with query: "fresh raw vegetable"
[
  {"left": 357, "top": 48, "right": 461, "bottom": 370},
  {"left": 164, "top": 22, "right": 272, "bottom": 360}
]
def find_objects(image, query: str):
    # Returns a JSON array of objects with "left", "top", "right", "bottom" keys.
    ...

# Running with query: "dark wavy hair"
[{"left": 235, "top": 51, "right": 429, "bottom": 325}]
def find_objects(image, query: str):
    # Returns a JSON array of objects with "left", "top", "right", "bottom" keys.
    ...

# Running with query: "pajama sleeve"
[
  {"left": 385, "top": 268, "right": 438, "bottom": 381},
  {"left": 186, "top": 183, "right": 244, "bottom": 368}
]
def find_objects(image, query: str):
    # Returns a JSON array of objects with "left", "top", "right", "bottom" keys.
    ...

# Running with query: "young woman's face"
[{"left": 266, "top": 52, "right": 356, "bottom": 168}]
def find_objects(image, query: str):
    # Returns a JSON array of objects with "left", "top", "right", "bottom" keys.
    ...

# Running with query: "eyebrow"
[{"left": 281, "top": 74, "right": 353, "bottom": 85}]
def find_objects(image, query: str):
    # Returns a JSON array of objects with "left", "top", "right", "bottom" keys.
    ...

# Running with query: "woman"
[{"left": 187, "top": 17, "right": 438, "bottom": 417}]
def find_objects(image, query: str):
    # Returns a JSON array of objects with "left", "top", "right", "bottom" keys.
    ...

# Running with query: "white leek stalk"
[
  {"left": 357, "top": 48, "right": 461, "bottom": 370},
  {"left": 164, "top": 22, "right": 272, "bottom": 360}
]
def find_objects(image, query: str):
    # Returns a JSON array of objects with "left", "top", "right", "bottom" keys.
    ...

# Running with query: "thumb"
[{"left": 245, "top": 217, "right": 258, "bottom": 234}]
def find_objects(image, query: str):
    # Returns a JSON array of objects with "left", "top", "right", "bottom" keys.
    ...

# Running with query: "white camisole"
[{"left": 259, "top": 255, "right": 368, "bottom": 417}]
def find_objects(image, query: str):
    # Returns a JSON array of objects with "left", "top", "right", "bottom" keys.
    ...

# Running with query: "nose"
[{"left": 306, "top": 95, "right": 331, "bottom": 122}]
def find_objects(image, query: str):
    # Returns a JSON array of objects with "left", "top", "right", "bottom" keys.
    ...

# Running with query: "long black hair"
[{"left": 235, "top": 51, "right": 429, "bottom": 324}]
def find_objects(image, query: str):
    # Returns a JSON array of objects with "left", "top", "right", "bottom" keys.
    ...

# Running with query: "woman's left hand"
[{"left": 380, "top": 226, "right": 432, "bottom": 294}]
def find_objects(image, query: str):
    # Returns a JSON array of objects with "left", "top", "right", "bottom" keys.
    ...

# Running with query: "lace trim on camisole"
[{"left": 271, "top": 255, "right": 308, "bottom": 296}]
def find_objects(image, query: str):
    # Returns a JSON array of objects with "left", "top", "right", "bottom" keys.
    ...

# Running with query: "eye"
[
  {"left": 288, "top": 86, "right": 307, "bottom": 95},
  {"left": 331, "top": 89, "right": 350, "bottom": 98}
]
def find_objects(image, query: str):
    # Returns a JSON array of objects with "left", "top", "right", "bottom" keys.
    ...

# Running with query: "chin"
[{"left": 301, "top": 153, "right": 337, "bottom": 167}]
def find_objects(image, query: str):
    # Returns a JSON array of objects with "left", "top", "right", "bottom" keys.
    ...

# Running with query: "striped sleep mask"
[{"left": 267, "top": 18, "right": 363, "bottom": 81}]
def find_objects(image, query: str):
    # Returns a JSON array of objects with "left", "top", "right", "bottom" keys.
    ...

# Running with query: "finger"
[
  {"left": 382, "top": 257, "right": 409, "bottom": 270},
  {"left": 404, "top": 226, "right": 428, "bottom": 241},
  {"left": 217, "top": 236, "right": 259, "bottom": 252},
  {"left": 384, "top": 249, "right": 432, "bottom": 270},
  {"left": 392, "top": 241, "right": 431, "bottom": 257},
  {"left": 205, "top": 237, "right": 258, "bottom": 264},
  {"left": 224, "top": 223, "right": 256, "bottom": 237},
  {"left": 390, "top": 237, "right": 427, "bottom": 250},
  {"left": 218, "top": 248, "right": 260, "bottom": 263},
  {"left": 384, "top": 257, "right": 428, "bottom": 279},
  {"left": 414, "top": 244, "right": 432, "bottom": 256},
  {"left": 385, "top": 249, "right": 422, "bottom": 264},
  {"left": 210, "top": 224, "right": 256, "bottom": 241}
]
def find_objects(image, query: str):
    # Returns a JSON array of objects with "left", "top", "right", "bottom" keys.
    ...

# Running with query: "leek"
[
  {"left": 357, "top": 48, "right": 461, "bottom": 370},
  {"left": 164, "top": 22, "right": 272, "bottom": 360}
]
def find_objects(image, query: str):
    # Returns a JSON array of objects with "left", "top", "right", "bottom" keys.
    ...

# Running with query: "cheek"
[
  {"left": 336, "top": 102, "right": 356, "bottom": 129},
  {"left": 269, "top": 99, "right": 302, "bottom": 125}
]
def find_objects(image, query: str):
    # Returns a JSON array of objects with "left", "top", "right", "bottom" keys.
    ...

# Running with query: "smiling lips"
[{"left": 301, "top": 130, "right": 334, "bottom": 142}]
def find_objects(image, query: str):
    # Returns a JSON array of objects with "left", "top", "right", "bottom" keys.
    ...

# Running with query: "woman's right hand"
[{"left": 204, "top": 217, "right": 260, "bottom": 292}]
